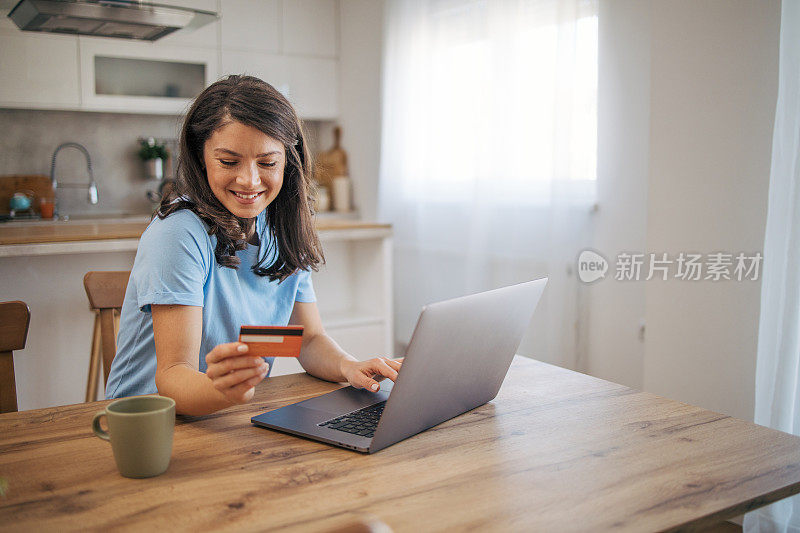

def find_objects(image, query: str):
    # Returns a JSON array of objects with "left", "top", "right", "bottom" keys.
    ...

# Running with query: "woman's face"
[{"left": 203, "top": 119, "right": 285, "bottom": 219}]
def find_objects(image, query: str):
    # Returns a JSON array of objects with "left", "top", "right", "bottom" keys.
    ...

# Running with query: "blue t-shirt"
[{"left": 105, "top": 209, "right": 316, "bottom": 399}]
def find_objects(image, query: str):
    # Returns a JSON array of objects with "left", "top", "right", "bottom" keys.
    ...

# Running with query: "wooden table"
[{"left": 2, "top": 357, "right": 800, "bottom": 532}]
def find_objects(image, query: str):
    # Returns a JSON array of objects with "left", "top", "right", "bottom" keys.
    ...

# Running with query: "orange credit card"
[{"left": 239, "top": 325, "right": 304, "bottom": 357}]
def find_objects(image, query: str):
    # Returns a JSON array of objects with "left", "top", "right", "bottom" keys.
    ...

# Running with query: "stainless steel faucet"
[{"left": 50, "top": 142, "right": 99, "bottom": 210}]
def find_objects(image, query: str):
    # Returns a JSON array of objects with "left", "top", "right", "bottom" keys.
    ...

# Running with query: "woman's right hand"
[{"left": 205, "top": 343, "right": 269, "bottom": 405}]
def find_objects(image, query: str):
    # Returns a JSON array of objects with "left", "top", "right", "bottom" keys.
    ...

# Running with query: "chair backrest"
[
  {"left": 0, "top": 301, "right": 31, "bottom": 413},
  {"left": 83, "top": 271, "right": 129, "bottom": 386}
]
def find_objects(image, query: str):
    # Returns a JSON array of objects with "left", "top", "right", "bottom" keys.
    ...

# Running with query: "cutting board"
[
  {"left": 314, "top": 126, "right": 348, "bottom": 189},
  {"left": 0, "top": 175, "right": 54, "bottom": 215}
]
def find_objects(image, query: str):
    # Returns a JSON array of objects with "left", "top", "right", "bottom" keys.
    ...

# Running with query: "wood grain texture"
[
  {"left": 0, "top": 352, "right": 16, "bottom": 414},
  {"left": 0, "top": 301, "right": 30, "bottom": 352},
  {"left": 0, "top": 220, "right": 391, "bottom": 245},
  {"left": 86, "top": 314, "right": 102, "bottom": 403},
  {"left": 0, "top": 300, "right": 29, "bottom": 414},
  {"left": 98, "top": 309, "right": 116, "bottom": 387},
  {"left": 83, "top": 271, "right": 129, "bottom": 392},
  {"left": 315, "top": 126, "right": 349, "bottom": 189},
  {"left": 83, "top": 271, "right": 129, "bottom": 310},
  {"left": 0, "top": 221, "right": 150, "bottom": 244},
  {"left": 1, "top": 357, "right": 800, "bottom": 532}
]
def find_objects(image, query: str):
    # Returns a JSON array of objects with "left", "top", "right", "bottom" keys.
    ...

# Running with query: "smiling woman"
[
  {"left": 104, "top": 75, "right": 401, "bottom": 415},
  {"left": 157, "top": 75, "right": 319, "bottom": 280}
]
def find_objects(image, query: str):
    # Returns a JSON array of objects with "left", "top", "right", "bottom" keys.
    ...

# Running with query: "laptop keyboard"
[{"left": 318, "top": 401, "right": 386, "bottom": 438}]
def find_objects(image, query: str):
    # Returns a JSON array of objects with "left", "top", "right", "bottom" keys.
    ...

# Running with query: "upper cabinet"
[
  {"left": 0, "top": 0, "right": 339, "bottom": 119},
  {"left": 221, "top": 50, "right": 287, "bottom": 94},
  {"left": 284, "top": 56, "right": 338, "bottom": 119},
  {"left": 220, "top": 51, "right": 337, "bottom": 120},
  {"left": 220, "top": 0, "right": 280, "bottom": 53},
  {"left": 282, "top": 0, "right": 337, "bottom": 58},
  {"left": 155, "top": 0, "right": 219, "bottom": 49},
  {"left": 0, "top": 32, "right": 81, "bottom": 109},
  {"left": 78, "top": 37, "right": 218, "bottom": 114},
  {"left": 219, "top": 0, "right": 338, "bottom": 120}
]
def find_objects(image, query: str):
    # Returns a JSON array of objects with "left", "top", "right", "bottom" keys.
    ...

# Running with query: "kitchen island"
[{"left": 0, "top": 216, "right": 393, "bottom": 410}]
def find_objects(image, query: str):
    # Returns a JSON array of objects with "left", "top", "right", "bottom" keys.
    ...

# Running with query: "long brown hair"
[{"left": 159, "top": 75, "right": 324, "bottom": 282}]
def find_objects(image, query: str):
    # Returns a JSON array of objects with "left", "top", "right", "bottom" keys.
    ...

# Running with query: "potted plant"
[{"left": 138, "top": 137, "right": 169, "bottom": 181}]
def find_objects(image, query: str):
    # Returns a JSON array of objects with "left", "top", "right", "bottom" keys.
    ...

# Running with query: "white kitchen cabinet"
[
  {"left": 221, "top": 51, "right": 338, "bottom": 120},
  {"left": 220, "top": 0, "right": 280, "bottom": 53},
  {"left": 219, "top": 0, "right": 339, "bottom": 119},
  {"left": 78, "top": 37, "right": 219, "bottom": 114},
  {"left": 0, "top": 9, "right": 218, "bottom": 114},
  {"left": 0, "top": 11, "right": 15, "bottom": 33},
  {"left": 282, "top": 0, "right": 338, "bottom": 58},
  {"left": 285, "top": 55, "right": 338, "bottom": 119},
  {"left": 155, "top": 0, "right": 219, "bottom": 49},
  {"left": 221, "top": 50, "right": 288, "bottom": 94},
  {"left": 0, "top": 0, "right": 340, "bottom": 118},
  {"left": 0, "top": 32, "right": 81, "bottom": 109}
]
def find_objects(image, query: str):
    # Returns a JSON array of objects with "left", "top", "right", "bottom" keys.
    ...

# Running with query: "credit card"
[{"left": 239, "top": 325, "right": 304, "bottom": 357}]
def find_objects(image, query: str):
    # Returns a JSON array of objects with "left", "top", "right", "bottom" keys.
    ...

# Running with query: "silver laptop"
[{"left": 251, "top": 277, "right": 548, "bottom": 453}]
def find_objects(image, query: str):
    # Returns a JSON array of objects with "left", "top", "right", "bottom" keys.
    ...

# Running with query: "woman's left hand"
[{"left": 340, "top": 357, "right": 403, "bottom": 392}]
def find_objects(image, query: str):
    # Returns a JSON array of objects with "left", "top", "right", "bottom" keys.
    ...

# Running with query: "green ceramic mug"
[{"left": 92, "top": 395, "right": 176, "bottom": 478}]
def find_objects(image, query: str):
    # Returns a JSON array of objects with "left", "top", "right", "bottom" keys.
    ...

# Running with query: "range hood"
[{"left": 7, "top": 0, "right": 217, "bottom": 41}]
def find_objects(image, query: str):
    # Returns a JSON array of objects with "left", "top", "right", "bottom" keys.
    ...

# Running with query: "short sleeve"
[
  {"left": 295, "top": 269, "right": 316, "bottom": 302},
  {"left": 132, "top": 211, "right": 211, "bottom": 312}
]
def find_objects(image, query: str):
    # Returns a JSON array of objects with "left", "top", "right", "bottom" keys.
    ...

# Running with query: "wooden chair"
[
  {"left": 83, "top": 271, "right": 130, "bottom": 402},
  {"left": 0, "top": 301, "right": 31, "bottom": 413}
]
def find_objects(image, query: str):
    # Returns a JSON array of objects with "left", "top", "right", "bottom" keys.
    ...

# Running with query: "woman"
[{"left": 105, "top": 75, "right": 400, "bottom": 415}]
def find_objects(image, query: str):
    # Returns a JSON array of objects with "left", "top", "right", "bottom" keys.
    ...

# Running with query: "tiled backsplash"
[{"left": 0, "top": 108, "right": 331, "bottom": 217}]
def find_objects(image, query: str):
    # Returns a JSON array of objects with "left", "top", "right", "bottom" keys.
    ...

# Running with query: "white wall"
[
  {"left": 586, "top": 0, "right": 651, "bottom": 389},
  {"left": 643, "top": 0, "right": 779, "bottom": 421},
  {"left": 0, "top": 252, "right": 137, "bottom": 410},
  {"left": 337, "top": 0, "right": 385, "bottom": 220},
  {"left": 589, "top": 0, "right": 779, "bottom": 422}
]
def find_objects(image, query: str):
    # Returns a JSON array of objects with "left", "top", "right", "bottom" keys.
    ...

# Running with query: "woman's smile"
[{"left": 230, "top": 190, "right": 266, "bottom": 203}]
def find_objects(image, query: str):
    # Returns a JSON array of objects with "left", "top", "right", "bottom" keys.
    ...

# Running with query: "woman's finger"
[
  {"left": 214, "top": 366, "right": 266, "bottom": 392},
  {"left": 224, "top": 379, "right": 258, "bottom": 404},
  {"left": 371, "top": 358, "right": 401, "bottom": 382},
  {"left": 210, "top": 363, "right": 268, "bottom": 391},
  {"left": 206, "top": 342, "right": 248, "bottom": 365},
  {"left": 359, "top": 375, "right": 382, "bottom": 392},
  {"left": 383, "top": 358, "right": 402, "bottom": 371},
  {"left": 373, "top": 359, "right": 399, "bottom": 381},
  {"left": 352, "top": 359, "right": 396, "bottom": 391},
  {"left": 361, "top": 357, "right": 398, "bottom": 380},
  {"left": 206, "top": 355, "right": 263, "bottom": 379}
]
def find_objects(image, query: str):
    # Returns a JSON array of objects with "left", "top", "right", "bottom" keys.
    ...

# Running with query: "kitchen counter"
[{"left": 0, "top": 216, "right": 392, "bottom": 257}]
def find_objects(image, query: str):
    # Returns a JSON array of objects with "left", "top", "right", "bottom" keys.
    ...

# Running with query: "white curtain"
[
  {"left": 379, "top": 0, "right": 598, "bottom": 368},
  {"left": 744, "top": 1, "right": 800, "bottom": 532}
]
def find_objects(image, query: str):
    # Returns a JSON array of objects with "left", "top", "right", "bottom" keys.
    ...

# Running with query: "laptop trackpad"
[{"left": 301, "top": 381, "right": 393, "bottom": 414}]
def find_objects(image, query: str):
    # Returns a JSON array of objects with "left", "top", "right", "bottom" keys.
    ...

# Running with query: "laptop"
[{"left": 251, "top": 277, "right": 548, "bottom": 453}]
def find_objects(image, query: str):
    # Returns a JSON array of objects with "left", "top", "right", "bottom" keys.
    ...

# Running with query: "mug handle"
[{"left": 92, "top": 411, "right": 110, "bottom": 441}]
